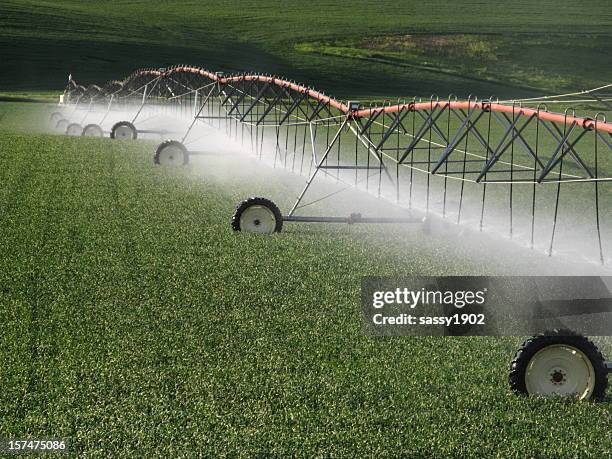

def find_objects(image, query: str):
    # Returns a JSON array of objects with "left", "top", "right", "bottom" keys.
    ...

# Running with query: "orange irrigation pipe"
[
  {"left": 354, "top": 101, "right": 612, "bottom": 134},
  {"left": 107, "top": 66, "right": 612, "bottom": 134},
  {"left": 221, "top": 75, "right": 349, "bottom": 113}
]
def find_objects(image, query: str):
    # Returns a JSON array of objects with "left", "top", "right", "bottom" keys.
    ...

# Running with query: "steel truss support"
[
  {"left": 288, "top": 118, "right": 349, "bottom": 216},
  {"left": 63, "top": 66, "right": 612, "bottom": 263}
]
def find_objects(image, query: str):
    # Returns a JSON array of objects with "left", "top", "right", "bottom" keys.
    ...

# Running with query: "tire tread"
[
  {"left": 509, "top": 329, "right": 608, "bottom": 401},
  {"left": 154, "top": 140, "right": 189, "bottom": 165},
  {"left": 231, "top": 197, "right": 283, "bottom": 233}
]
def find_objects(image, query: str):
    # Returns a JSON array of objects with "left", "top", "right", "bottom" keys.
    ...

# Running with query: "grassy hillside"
[
  {"left": 1, "top": 1, "right": 611, "bottom": 98},
  {"left": 1, "top": 102, "right": 611, "bottom": 457}
]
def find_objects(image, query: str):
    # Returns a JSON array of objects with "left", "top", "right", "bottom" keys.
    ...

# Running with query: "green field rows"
[
  {"left": 1, "top": 1, "right": 611, "bottom": 98},
  {"left": 1, "top": 103, "right": 611, "bottom": 456}
]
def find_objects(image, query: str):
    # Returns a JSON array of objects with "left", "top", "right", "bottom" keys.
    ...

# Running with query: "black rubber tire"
[
  {"left": 50, "top": 111, "right": 63, "bottom": 123},
  {"left": 56, "top": 118, "right": 69, "bottom": 131},
  {"left": 82, "top": 124, "right": 104, "bottom": 137},
  {"left": 509, "top": 329, "right": 608, "bottom": 401},
  {"left": 231, "top": 197, "right": 283, "bottom": 233},
  {"left": 110, "top": 121, "right": 138, "bottom": 140},
  {"left": 154, "top": 140, "right": 189, "bottom": 166},
  {"left": 66, "top": 123, "right": 83, "bottom": 136}
]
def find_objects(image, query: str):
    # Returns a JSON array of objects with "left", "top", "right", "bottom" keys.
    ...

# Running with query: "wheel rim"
[
  {"left": 57, "top": 120, "right": 68, "bottom": 130},
  {"left": 115, "top": 125, "right": 134, "bottom": 139},
  {"left": 158, "top": 145, "right": 184, "bottom": 166},
  {"left": 525, "top": 344, "right": 596, "bottom": 400},
  {"left": 83, "top": 126, "right": 102, "bottom": 137},
  {"left": 67, "top": 125, "right": 82, "bottom": 136},
  {"left": 239, "top": 205, "right": 277, "bottom": 233}
]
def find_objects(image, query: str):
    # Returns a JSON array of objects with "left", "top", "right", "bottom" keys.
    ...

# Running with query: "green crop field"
[
  {"left": 1, "top": 1, "right": 612, "bottom": 456},
  {"left": 1, "top": 102, "right": 611, "bottom": 457},
  {"left": 1, "top": 1, "right": 611, "bottom": 99}
]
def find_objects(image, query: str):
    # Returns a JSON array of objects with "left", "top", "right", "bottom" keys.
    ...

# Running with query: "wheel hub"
[
  {"left": 550, "top": 368, "right": 567, "bottom": 385},
  {"left": 116, "top": 126, "right": 134, "bottom": 139},
  {"left": 525, "top": 344, "right": 596, "bottom": 399},
  {"left": 83, "top": 126, "right": 103, "bottom": 137},
  {"left": 240, "top": 205, "right": 276, "bottom": 233},
  {"left": 159, "top": 146, "right": 184, "bottom": 165}
]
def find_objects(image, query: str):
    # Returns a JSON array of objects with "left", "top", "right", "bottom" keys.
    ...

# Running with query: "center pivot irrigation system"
[{"left": 54, "top": 65, "right": 612, "bottom": 400}]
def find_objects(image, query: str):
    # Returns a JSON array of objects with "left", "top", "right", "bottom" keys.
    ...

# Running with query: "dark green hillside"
[{"left": 1, "top": 1, "right": 611, "bottom": 97}]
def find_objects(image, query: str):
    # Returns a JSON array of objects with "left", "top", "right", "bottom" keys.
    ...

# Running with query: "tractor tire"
[
  {"left": 66, "top": 123, "right": 83, "bottom": 136},
  {"left": 509, "top": 329, "right": 608, "bottom": 401},
  {"left": 50, "top": 111, "right": 63, "bottom": 124},
  {"left": 231, "top": 197, "right": 283, "bottom": 233},
  {"left": 82, "top": 124, "right": 104, "bottom": 137},
  {"left": 56, "top": 118, "right": 69, "bottom": 132},
  {"left": 111, "top": 121, "right": 137, "bottom": 140},
  {"left": 154, "top": 140, "right": 189, "bottom": 166}
]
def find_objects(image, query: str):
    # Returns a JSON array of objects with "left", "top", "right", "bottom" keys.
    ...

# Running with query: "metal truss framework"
[{"left": 63, "top": 65, "right": 612, "bottom": 263}]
